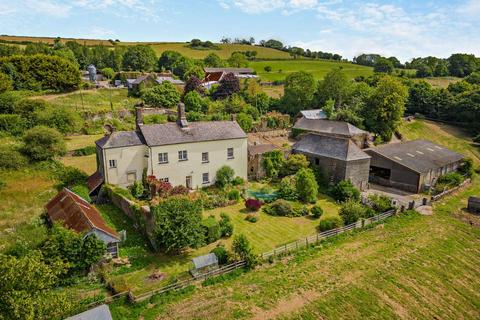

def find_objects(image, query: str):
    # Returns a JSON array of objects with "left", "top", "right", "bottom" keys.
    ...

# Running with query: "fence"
[{"left": 431, "top": 178, "right": 471, "bottom": 201}]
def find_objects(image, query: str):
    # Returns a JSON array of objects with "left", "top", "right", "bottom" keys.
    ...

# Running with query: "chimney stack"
[
  {"left": 177, "top": 103, "right": 188, "bottom": 128},
  {"left": 135, "top": 106, "right": 143, "bottom": 131}
]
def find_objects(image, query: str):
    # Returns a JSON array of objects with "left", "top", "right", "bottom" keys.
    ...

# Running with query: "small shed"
[
  {"left": 66, "top": 304, "right": 112, "bottom": 320},
  {"left": 467, "top": 196, "right": 480, "bottom": 214},
  {"left": 190, "top": 253, "right": 219, "bottom": 277}
]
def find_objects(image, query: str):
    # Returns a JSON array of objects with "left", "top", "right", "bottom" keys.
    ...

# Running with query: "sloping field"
[
  {"left": 0, "top": 35, "right": 115, "bottom": 46},
  {"left": 110, "top": 180, "right": 480, "bottom": 319},
  {"left": 251, "top": 60, "right": 373, "bottom": 81}
]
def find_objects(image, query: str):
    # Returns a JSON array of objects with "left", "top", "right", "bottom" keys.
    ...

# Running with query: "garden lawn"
[
  {"left": 251, "top": 60, "right": 374, "bottom": 81},
  {"left": 110, "top": 178, "right": 480, "bottom": 320},
  {"left": 399, "top": 119, "right": 480, "bottom": 165},
  {"left": 101, "top": 194, "right": 340, "bottom": 295}
]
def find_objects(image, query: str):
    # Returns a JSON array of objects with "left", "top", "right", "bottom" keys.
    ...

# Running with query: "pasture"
[{"left": 251, "top": 59, "right": 374, "bottom": 81}]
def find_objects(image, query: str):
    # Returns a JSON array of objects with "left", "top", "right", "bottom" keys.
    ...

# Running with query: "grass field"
[
  {"left": 104, "top": 194, "right": 341, "bottom": 295},
  {"left": 416, "top": 77, "right": 461, "bottom": 89},
  {"left": 251, "top": 60, "right": 374, "bottom": 81},
  {"left": 60, "top": 134, "right": 102, "bottom": 175},
  {"left": 399, "top": 119, "right": 480, "bottom": 165},
  {"left": 110, "top": 179, "right": 480, "bottom": 319}
]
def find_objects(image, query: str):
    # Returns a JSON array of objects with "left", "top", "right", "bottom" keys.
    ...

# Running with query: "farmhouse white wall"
[
  {"left": 103, "top": 145, "right": 147, "bottom": 187},
  {"left": 147, "top": 138, "right": 247, "bottom": 189}
]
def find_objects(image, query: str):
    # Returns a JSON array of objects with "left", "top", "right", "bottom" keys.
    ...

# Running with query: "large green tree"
[
  {"left": 122, "top": 45, "right": 157, "bottom": 71},
  {"left": 204, "top": 53, "right": 225, "bottom": 67},
  {"left": 316, "top": 68, "right": 353, "bottom": 108},
  {"left": 142, "top": 82, "right": 181, "bottom": 108},
  {"left": 363, "top": 76, "right": 408, "bottom": 141},
  {"left": 158, "top": 50, "right": 182, "bottom": 71},
  {"left": 21, "top": 126, "right": 66, "bottom": 161},
  {"left": 282, "top": 71, "right": 316, "bottom": 115},
  {"left": 374, "top": 57, "right": 395, "bottom": 74},
  {"left": 151, "top": 196, "right": 205, "bottom": 253},
  {"left": 295, "top": 168, "right": 319, "bottom": 203}
]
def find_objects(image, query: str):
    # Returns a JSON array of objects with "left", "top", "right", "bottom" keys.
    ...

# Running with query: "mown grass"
[
  {"left": 109, "top": 178, "right": 480, "bottom": 319},
  {"left": 398, "top": 119, "right": 480, "bottom": 165},
  {"left": 251, "top": 60, "right": 374, "bottom": 81},
  {"left": 60, "top": 134, "right": 102, "bottom": 175}
]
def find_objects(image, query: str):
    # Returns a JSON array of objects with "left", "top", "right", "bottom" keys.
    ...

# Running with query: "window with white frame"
[
  {"left": 178, "top": 150, "right": 188, "bottom": 161},
  {"left": 227, "top": 148, "right": 234, "bottom": 159},
  {"left": 202, "top": 152, "right": 209, "bottom": 163},
  {"left": 108, "top": 159, "right": 117, "bottom": 168},
  {"left": 158, "top": 152, "right": 168, "bottom": 164},
  {"left": 202, "top": 172, "right": 209, "bottom": 184},
  {"left": 160, "top": 177, "right": 169, "bottom": 183}
]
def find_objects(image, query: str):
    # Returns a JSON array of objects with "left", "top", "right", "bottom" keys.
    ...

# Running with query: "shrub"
[
  {"left": 318, "top": 216, "right": 343, "bottom": 232},
  {"left": 202, "top": 215, "right": 221, "bottom": 244},
  {"left": 141, "top": 82, "right": 181, "bottom": 108},
  {"left": 330, "top": 180, "right": 360, "bottom": 202},
  {"left": 367, "top": 194, "right": 393, "bottom": 213},
  {"left": 292, "top": 204, "right": 310, "bottom": 217},
  {"left": 171, "top": 185, "right": 189, "bottom": 195},
  {"left": 245, "top": 214, "right": 258, "bottom": 223},
  {"left": 70, "top": 185, "right": 91, "bottom": 202},
  {"left": 72, "top": 145, "right": 96, "bottom": 156},
  {"left": 236, "top": 113, "right": 254, "bottom": 132},
  {"left": 22, "top": 126, "right": 66, "bottom": 161},
  {"left": 55, "top": 165, "right": 88, "bottom": 188},
  {"left": 184, "top": 90, "right": 206, "bottom": 113},
  {"left": 281, "top": 154, "right": 309, "bottom": 176},
  {"left": 245, "top": 198, "right": 263, "bottom": 211},
  {"left": 211, "top": 246, "right": 229, "bottom": 265},
  {"left": 0, "top": 145, "right": 27, "bottom": 169},
  {"left": 36, "top": 106, "right": 82, "bottom": 134},
  {"left": 232, "top": 176, "right": 245, "bottom": 186},
  {"left": 129, "top": 181, "right": 144, "bottom": 199},
  {"left": 215, "top": 165, "right": 235, "bottom": 188},
  {"left": 262, "top": 150, "right": 284, "bottom": 179},
  {"left": 219, "top": 213, "right": 234, "bottom": 237},
  {"left": 150, "top": 180, "right": 173, "bottom": 198},
  {"left": 232, "top": 234, "right": 258, "bottom": 268},
  {"left": 437, "top": 172, "right": 464, "bottom": 186},
  {"left": 263, "top": 199, "right": 293, "bottom": 216},
  {"left": 339, "top": 200, "right": 368, "bottom": 225},
  {"left": 0, "top": 114, "right": 26, "bottom": 135},
  {"left": 310, "top": 204, "right": 324, "bottom": 219},
  {"left": 295, "top": 168, "right": 318, "bottom": 203},
  {"left": 278, "top": 175, "right": 298, "bottom": 200},
  {"left": 458, "top": 158, "right": 474, "bottom": 178},
  {"left": 143, "top": 114, "right": 168, "bottom": 124},
  {"left": 227, "top": 189, "right": 241, "bottom": 201}
]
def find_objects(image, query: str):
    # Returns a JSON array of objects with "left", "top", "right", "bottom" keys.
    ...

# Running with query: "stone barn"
[
  {"left": 292, "top": 134, "right": 371, "bottom": 190},
  {"left": 365, "top": 140, "right": 464, "bottom": 193}
]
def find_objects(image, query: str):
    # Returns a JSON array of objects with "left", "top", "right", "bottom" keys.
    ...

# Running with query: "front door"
[{"left": 186, "top": 176, "right": 192, "bottom": 189}]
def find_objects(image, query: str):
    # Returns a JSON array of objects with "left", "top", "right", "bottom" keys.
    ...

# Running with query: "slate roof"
[
  {"left": 139, "top": 121, "right": 246, "bottom": 147},
  {"left": 96, "top": 131, "right": 145, "bottom": 149},
  {"left": 66, "top": 304, "right": 113, "bottom": 320},
  {"left": 156, "top": 77, "right": 184, "bottom": 85},
  {"left": 132, "top": 75, "right": 150, "bottom": 85},
  {"left": 365, "top": 139, "right": 464, "bottom": 174},
  {"left": 248, "top": 143, "right": 277, "bottom": 156},
  {"left": 298, "top": 109, "right": 327, "bottom": 120},
  {"left": 46, "top": 188, "right": 119, "bottom": 240},
  {"left": 204, "top": 67, "right": 253, "bottom": 74},
  {"left": 292, "top": 134, "right": 370, "bottom": 161},
  {"left": 192, "top": 253, "right": 218, "bottom": 269},
  {"left": 293, "top": 118, "right": 367, "bottom": 138}
]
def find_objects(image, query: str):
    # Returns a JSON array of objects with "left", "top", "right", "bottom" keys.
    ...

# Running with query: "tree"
[
  {"left": 215, "top": 165, "right": 235, "bottom": 188},
  {"left": 339, "top": 199, "right": 371, "bottom": 225},
  {"left": 363, "top": 76, "right": 408, "bottom": 141},
  {"left": 295, "top": 168, "right": 318, "bottom": 203},
  {"left": 142, "top": 82, "right": 181, "bottom": 108},
  {"left": 219, "top": 213, "right": 234, "bottom": 237},
  {"left": 281, "top": 153, "right": 309, "bottom": 176},
  {"left": 282, "top": 71, "right": 316, "bottom": 115},
  {"left": 316, "top": 68, "right": 352, "bottom": 108},
  {"left": 466, "top": 72, "right": 480, "bottom": 85},
  {"left": 330, "top": 180, "right": 360, "bottom": 202},
  {"left": 0, "top": 72, "right": 12, "bottom": 93},
  {"left": 204, "top": 53, "right": 225, "bottom": 67},
  {"left": 158, "top": 50, "right": 182, "bottom": 71},
  {"left": 184, "top": 75, "right": 204, "bottom": 95},
  {"left": 447, "top": 53, "right": 478, "bottom": 77},
  {"left": 264, "top": 65, "right": 272, "bottom": 72},
  {"left": 228, "top": 52, "right": 249, "bottom": 68},
  {"left": 183, "top": 65, "right": 205, "bottom": 81},
  {"left": 236, "top": 113, "right": 253, "bottom": 132},
  {"left": 374, "top": 57, "right": 394, "bottom": 74},
  {"left": 214, "top": 73, "right": 240, "bottom": 99},
  {"left": 262, "top": 150, "right": 285, "bottom": 179},
  {"left": 101, "top": 67, "right": 115, "bottom": 79},
  {"left": 151, "top": 196, "right": 204, "bottom": 253},
  {"left": 184, "top": 90, "right": 206, "bottom": 112},
  {"left": 35, "top": 106, "right": 82, "bottom": 134},
  {"left": 278, "top": 175, "right": 298, "bottom": 200},
  {"left": 122, "top": 45, "right": 156, "bottom": 71},
  {"left": 289, "top": 47, "right": 305, "bottom": 59},
  {"left": 22, "top": 126, "right": 66, "bottom": 161},
  {"left": 263, "top": 39, "right": 283, "bottom": 50},
  {"left": 0, "top": 252, "right": 73, "bottom": 320},
  {"left": 172, "top": 56, "right": 195, "bottom": 79},
  {"left": 232, "top": 234, "right": 257, "bottom": 267}
]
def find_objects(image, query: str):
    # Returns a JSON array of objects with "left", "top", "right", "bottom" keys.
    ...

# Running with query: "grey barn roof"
[
  {"left": 139, "top": 121, "right": 246, "bottom": 147},
  {"left": 204, "top": 67, "right": 253, "bottom": 74},
  {"left": 192, "top": 253, "right": 218, "bottom": 269},
  {"left": 365, "top": 139, "right": 464, "bottom": 173},
  {"left": 66, "top": 304, "right": 112, "bottom": 320},
  {"left": 298, "top": 109, "right": 327, "bottom": 120},
  {"left": 292, "top": 134, "right": 370, "bottom": 161},
  {"left": 96, "top": 131, "right": 145, "bottom": 149},
  {"left": 293, "top": 118, "right": 367, "bottom": 138}
]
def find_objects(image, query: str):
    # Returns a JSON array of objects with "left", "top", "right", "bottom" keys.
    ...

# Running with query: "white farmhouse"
[{"left": 92, "top": 103, "right": 247, "bottom": 191}]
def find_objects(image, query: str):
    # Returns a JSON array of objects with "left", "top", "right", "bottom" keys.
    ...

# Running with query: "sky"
[{"left": 0, "top": 0, "right": 479, "bottom": 62}]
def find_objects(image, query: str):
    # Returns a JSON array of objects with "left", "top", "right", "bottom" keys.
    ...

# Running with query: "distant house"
[
  {"left": 365, "top": 139, "right": 464, "bottom": 193},
  {"left": 93, "top": 103, "right": 248, "bottom": 190},
  {"left": 66, "top": 304, "right": 113, "bottom": 320},
  {"left": 45, "top": 188, "right": 120, "bottom": 257},
  {"left": 202, "top": 67, "right": 257, "bottom": 89},
  {"left": 128, "top": 73, "right": 184, "bottom": 95},
  {"left": 292, "top": 134, "right": 371, "bottom": 190}
]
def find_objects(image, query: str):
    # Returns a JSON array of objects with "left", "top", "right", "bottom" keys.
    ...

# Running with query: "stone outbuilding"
[
  {"left": 292, "top": 133, "right": 371, "bottom": 190},
  {"left": 365, "top": 139, "right": 464, "bottom": 193}
]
